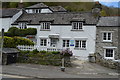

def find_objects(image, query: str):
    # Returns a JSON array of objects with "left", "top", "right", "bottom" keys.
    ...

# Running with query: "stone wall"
[
  {"left": 96, "top": 27, "right": 119, "bottom": 59},
  {"left": 95, "top": 53, "right": 120, "bottom": 69}
]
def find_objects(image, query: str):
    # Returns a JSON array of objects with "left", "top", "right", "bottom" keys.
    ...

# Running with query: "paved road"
[{"left": 2, "top": 60, "right": 120, "bottom": 78}]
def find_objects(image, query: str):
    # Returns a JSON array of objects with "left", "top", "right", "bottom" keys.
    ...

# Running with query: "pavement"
[{"left": 1, "top": 59, "right": 120, "bottom": 79}]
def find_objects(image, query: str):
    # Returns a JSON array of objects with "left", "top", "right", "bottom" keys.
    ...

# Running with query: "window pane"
[
  {"left": 63, "top": 40, "right": 65, "bottom": 47},
  {"left": 44, "top": 39, "right": 47, "bottom": 46},
  {"left": 79, "top": 23, "right": 82, "bottom": 29},
  {"left": 106, "top": 49, "right": 113, "bottom": 57},
  {"left": 82, "top": 41, "right": 86, "bottom": 48},
  {"left": 108, "top": 33, "right": 111, "bottom": 40},
  {"left": 40, "top": 39, "right": 43, "bottom": 46},
  {"left": 67, "top": 40, "right": 69, "bottom": 47},
  {"left": 75, "top": 40, "right": 79, "bottom": 47},
  {"left": 103, "top": 33, "right": 106, "bottom": 40},
  {"left": 41, "top": 23, "right": 50, "bottom": 30}
]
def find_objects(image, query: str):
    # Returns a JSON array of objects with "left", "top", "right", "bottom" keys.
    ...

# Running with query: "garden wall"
[{"left": 95, "top": 53, "right": 120, "bottom": 69}]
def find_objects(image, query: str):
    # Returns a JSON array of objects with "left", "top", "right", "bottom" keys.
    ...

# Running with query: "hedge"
[
  {"left": 17, "top": 50, "right": 72, "bottom": 66},
  {"left": 4, "top": 27, "right": 37, "bottom": 37},
  {"left": 3, "top": 36, "right": 34, "bottom": 48}
]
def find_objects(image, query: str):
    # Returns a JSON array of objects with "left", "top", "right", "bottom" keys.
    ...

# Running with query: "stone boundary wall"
[{"left": 95, "top": 53, "right": 120, "bottom": 69}]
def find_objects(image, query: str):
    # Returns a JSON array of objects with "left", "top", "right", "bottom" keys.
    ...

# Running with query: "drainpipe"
[{"left": 0, "top": 28, "right": 4, "bottom": 65}]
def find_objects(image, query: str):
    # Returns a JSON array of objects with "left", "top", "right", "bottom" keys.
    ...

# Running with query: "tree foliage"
[
  {"left": 100, "top": 10, "right": 107, "bottom": 16},
  {"left": 4, "top": 27, "right": 37, "bottom": 37}
]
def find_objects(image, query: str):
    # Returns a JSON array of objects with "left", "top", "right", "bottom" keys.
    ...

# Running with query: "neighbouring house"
[
  {"left": 12, "top": 3, "right": 67, "bottom": 29},
  {"left": 2, "top": 48, "right": 20, "bottom": 65},
  {"left": 25, "top": 3, "right": 67, "bottom": 14},
  {"left": 96, "top": 16, "right": 120, "bottom": 60},
  {"left": 0, "top": 8, "right": 22, "bottom": 32}
]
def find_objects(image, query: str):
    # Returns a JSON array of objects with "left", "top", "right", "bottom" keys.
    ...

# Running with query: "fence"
[
  {"left": 17, "top": 45, "right": 37, "bottom": 51},
  {"left": 47, "top": 48, "right": 62, "bottom": 52}
]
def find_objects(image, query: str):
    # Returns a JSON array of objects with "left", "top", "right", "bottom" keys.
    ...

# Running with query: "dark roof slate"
[
  {"left": 0, "top": 8, "right": 20, "bottom": 18},
  {"left": 26, "top": 3, "right": 48, "bottom": 9},
  {"left": 97, "top": 16, "right": 120, "bottom": 27},
  {"left": 49, "top": 6, "right": 67, "bottom": 12},
  {"left": 2, "top": 48, "right": 20, "bottom": 54},
  {"left": 13, "top": 12, "right": 97, "bottom": 25}
]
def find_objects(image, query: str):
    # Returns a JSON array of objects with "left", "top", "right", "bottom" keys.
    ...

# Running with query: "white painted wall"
[
  {"left": 0, "top": 18, "right": 11, "bottom": 32},
  {"left": 12, "top": 10, "right": 23, "bottom": 23},
  {"left": 36, "top": 25, "right": 96, "bottom": 60},
  {"left": 13, "top": 25, "right": 38, "bottom": 29},
  {"left": 41, "top": 9, "right": 52, "bottom": 13},
  {"left": 25, "top": 8, "right": 52, "bottom": 13},
  {"left": 0, "top": 10, "right": 22, "bottom": 32},
  {"left": 25, "top": 9, "right": 33, "bottom": 13}
]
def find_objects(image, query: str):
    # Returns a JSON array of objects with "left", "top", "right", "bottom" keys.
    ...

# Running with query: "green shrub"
[
  {"left": 32, "top": 49, "right": 39, "bottom": 54},
  {"left": 4, "top": 27, "right": 37, "bottom": 37},
  {"left": 17, "top": 51, "right": 63, "bottom": 66},
  {"left": 3, "top": 36, "right": 16, "bottom": 48},
  {"left": 3, "top": 36, "right": 34, "bottom": 48},
  {"left": 51, "top": 51, "right": 60, "bottom": 55},
  {"left": 39, "top": 50, "right": 47, "bottom": 54}
]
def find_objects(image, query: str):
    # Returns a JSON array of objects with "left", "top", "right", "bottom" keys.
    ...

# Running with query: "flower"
[{"left": 60, "top": 48, "right": 73, "bottom": 56}]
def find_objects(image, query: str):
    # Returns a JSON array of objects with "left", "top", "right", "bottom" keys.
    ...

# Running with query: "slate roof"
[
  {"left": 13, "top": 12, "right": 98, "bottom": 25},
  {"left": 49, "top": 6, "right": 67, "bottom": 12},
  {"left": 26, "top": 3, "right": 48, "bottom": 9},
  {"left": 97, "top": 16, "right": 120, "bottom": 27},
  {"left": 2, "top": 48, "right": 20, "bottom": 54},
  {"left": 0, "top": 8, "right": 20, "bottom": 18}
]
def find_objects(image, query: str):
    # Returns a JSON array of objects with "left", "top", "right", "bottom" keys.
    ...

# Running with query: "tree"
[{"left": 100, "top": 10, "right": 107, "bottom": 16}]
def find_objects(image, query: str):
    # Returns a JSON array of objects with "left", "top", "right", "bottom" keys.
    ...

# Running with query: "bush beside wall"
[
  {"left": 17, "top": 50, "right": 72, "bottom": 67},
  {"left": 3, "top": 36, "right": 34, "bottom": 48},
  {"left": 4, "top": 27, "right": 37, "bottom": 37}
]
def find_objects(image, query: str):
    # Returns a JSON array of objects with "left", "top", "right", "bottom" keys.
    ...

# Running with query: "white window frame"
[
  {"left": 40, "top": 22, "right": 50, "bottom": 30},
  {"left": 40, "top": 39, "right": 47, "bottom": 46},
  {"left": 75, "top": 40, "right": 86, "bottom": 49},
  {"left": 102, "top": 32, "right": 112, "bottom": 42},
  {"left": 104, "top": 48, "right": 114, "bottom": 59},
  {"left": 19, "top": 22, "right": 27, "bottom": 29},
  {"left": 72, "top": 22, "right": 83, "bottom": 30},
  {"left": 63, "top": 40, "right": 70, "bottom": 48}
]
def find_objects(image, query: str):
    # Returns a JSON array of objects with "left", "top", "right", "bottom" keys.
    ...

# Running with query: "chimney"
[{"left": 18, "top": 0, "right": 24, "bottom": 9}]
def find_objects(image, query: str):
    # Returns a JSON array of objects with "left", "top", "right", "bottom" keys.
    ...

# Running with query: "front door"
[{"left": 50, "top": 38, "right": 58, "bottom": 47}]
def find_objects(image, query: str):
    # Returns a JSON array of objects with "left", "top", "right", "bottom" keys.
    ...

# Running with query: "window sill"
[
  {"left": 104, "top": 57, "right": 114, "bottom": 60},
  {"left": 74, "top": 48, "right": 86, "bottom": 50},
  {"left": 71, "top": 29, "right": 84, "bottom": 31},
  {"left": 40, "top": 29, "right": 50, "bottom": 31},
  {"left": 40, "top": 46, "right": 47, "bottom": 47},
  {"left": 102, "top": 40, "right": 112, "bottom": 43}
]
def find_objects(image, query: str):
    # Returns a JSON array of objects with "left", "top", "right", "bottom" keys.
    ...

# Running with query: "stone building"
[{"left": 96, "top": 16, "right": 120, "bottom": 60}]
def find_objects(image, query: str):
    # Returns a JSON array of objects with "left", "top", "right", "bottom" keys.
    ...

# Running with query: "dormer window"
[
  {"left": 72, "top": 22, "right": 83, "bottom": 30},
  {"left": 19, "top": 22, "right": 27, "bottom": 29},
  {"left": 40, "top": 22, "right": 50, "bottom": 30}
]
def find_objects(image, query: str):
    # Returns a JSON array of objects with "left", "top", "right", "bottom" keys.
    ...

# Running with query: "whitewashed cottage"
[{"left": 12, "top": 3, "right": 100, "bottom": 60}]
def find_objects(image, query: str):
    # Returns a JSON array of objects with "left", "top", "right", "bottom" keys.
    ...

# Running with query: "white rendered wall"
[
  {"left": 41, "top": 9, "right": 52, "bottom": 13},
  {"left": 12, "top": 10, "right": 23, "bottom": 23},
  {"left": 0, "top": 18, "right": 11, "bottom": 32},
  {"left": 13, "top": 25, "right": 38, "bottom": 29},
  {"left": 0, "top": 10, "right": 22, "bottom": 32},
  {"left": 26, "top": 9, "right": 52, "bottom": 13},
  {"left": 37, "top": 25, "right": 96, "bottom": 60}
]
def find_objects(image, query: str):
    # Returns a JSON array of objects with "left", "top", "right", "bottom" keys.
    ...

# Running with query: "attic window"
[
  {"left": 72, "top": 22, "right": 83, "bottom": 30},
  {"left": 19, "top": 22, "right": 27, "bottom": 29},
  {"left": 40, "top": 22, "right": 50, "bottom": 30}
]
